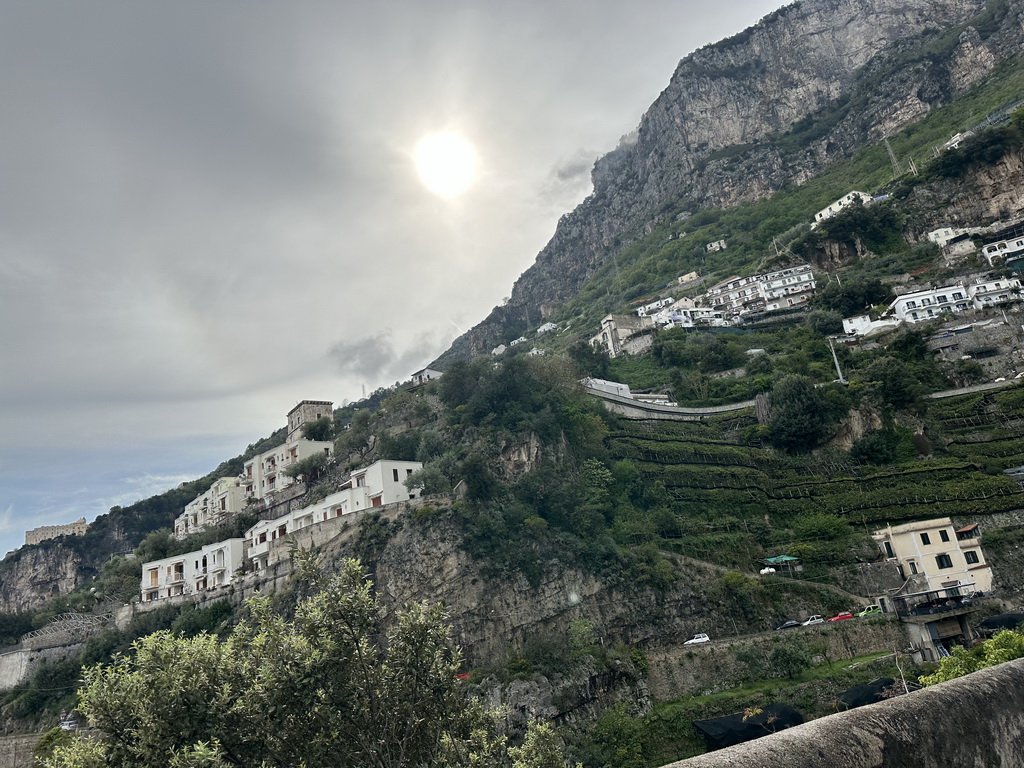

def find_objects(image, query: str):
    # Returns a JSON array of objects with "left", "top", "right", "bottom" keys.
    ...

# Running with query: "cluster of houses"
[
  {"left": 174, "top": 400, "right": 335, "bottom": 538},
  {"left": 143, "top": 398, "right": 429, "bottom": 603},
  {"left": 143, "top": 458, "right": 423, "bottom": 602},
  {"left": 842, "top": 275, "right": 1022, "bottom": 337},
  {"left": 590, "top": 263, "right": 818, "bottom": 358}
]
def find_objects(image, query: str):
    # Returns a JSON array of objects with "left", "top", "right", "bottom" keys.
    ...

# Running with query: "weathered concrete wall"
[
  {"left": 0, "top": 643, "right": 84, "bottom": 690},
  {"left": 645, "top": 620, "right": 906, "bottom": 701},
  {"left": 665, "top": 657, "right": 1024, "bottom": 767},
  {"left": 584, "top": 387, "right": 756, "bottom": 421},
  {"left": 0, "top": 734, "right": 39, "bottom": 768}
]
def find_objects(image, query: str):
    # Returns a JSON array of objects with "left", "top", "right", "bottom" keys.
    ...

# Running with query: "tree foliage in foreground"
[
  {"left": 45, "top": 555, "right": 572, "bottom": 768},
  {"left": 919, "top": 630, "right": 1024, "bottom": 686}
]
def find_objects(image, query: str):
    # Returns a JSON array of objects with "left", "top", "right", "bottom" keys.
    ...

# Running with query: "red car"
[{"left": 828, "top": 611, "right": 855, "bottom": 622}]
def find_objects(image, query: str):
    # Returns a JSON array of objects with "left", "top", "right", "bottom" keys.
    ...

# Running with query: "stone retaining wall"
[
  {"left": 0, "top": 734, "right": 39, "bottom": 768},
  {"left": 665, "top": 657, "right": 1024, "bottom": 767}
]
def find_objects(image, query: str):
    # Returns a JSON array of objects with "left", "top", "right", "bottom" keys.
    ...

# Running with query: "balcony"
[
  {"left": 893, "top": 587, "right": 982, "bottom": 623},
  {"left": 168, "top": 573, "right": 185, "bottom": 584}
]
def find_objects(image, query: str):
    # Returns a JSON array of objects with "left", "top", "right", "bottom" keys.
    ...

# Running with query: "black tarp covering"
[
  {"left": 837, "top": 677, "right": 895, "bottom": 710},
  {"left": 978, "top": 614, "right": 1024, "bottom": 633},
  {"left": 692, "top": 704, "right": 804, "bottom": 751}
]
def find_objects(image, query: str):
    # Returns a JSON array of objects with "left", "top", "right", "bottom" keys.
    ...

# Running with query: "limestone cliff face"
[
  {"left": 0, "top": 543, "right": 89, "bottom": 613},
  {"left": 434, "top": 0, "right": 1023, "bottom": 365}
]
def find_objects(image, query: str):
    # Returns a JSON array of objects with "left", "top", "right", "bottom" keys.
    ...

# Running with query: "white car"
[
  {"left": 802, "top": 615, "right": 824, "bottom": 626},
  {"left": 683, "top": 633, "right": 710, "bottom": 645}
]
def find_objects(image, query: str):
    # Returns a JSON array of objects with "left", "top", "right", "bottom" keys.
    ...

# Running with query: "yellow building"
[{"left": 873, "top": 517, "right": 992, "bottom": 594}]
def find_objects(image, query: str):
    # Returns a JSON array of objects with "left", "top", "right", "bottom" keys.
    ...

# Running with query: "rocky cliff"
[{"left": 434, "top": 0, "right": 1024, "bottom": 365}]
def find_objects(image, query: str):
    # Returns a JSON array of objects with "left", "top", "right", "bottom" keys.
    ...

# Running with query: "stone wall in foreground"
[{"left": 666, "top": 656, "right": 1024, "bottom": 767}]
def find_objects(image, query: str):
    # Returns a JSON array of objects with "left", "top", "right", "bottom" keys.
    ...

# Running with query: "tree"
[
  {"left": 301, "top": 417, "right": 334, "bottom": 442},
  {"left": 766, "top": 375, "right": 829, "bottom": 452},
  {"left": 282, "top": 451, "right": 331, "bottom": 483},
  {"left": 47, "top": 556, "right": 568, "bottom": 768},
  {"left": 920, "top": 630, "right": 1024, "bottom": 686}
]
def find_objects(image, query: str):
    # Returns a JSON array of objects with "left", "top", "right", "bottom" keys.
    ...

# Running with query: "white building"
[
  {"left": 759, "top": 264, "right": 817, "bottom": 310},
  {"left": 583, "top": 378, "right": 632, "bottom": 398},
  {"left": 635, "top": 298, "right": 674, "bottom": 317},
  {"left": 491, "top": 344, "right": 507, "bottom": 356},
  {"left": 651, "top": 302, "right": 727, "bottom": 329},
  {"left": 140, "top": 538, "right": 245, "bottom": 602},
  {"left": 982, "top": 236, "right": 1024, "bottom": 266},
  {"left": 842, "top": 314, "right": 903, "bottom": 337},
  {"left": 246, "top": 459, "right": 423, "bottom": 571},
  {"left": 888, "top": 278, "right": 1021, "bottom": 323},
  {"left": 873, "top": 518, "right": 992, "bottom": 594},
  {"left": 967, "top": 277, "right": 1022, "bottom": 308},
  {"left": 508, "top": 336, "right": 528, "bottom": 347},
  {"left": 889, "top": 285, "right": 971, "bottom": 323},
  {"left": 410, "top": 368, "right": 443, "bottom": 387},
  {"left": 706, "top": 239, "right": 727, "bottom": 253},
  {"left": 702, "top": 264, "right": 817, "bottom": 318},
  {"left": 174, "top": 477, "right": 248, "bottom": 539},
  {"left": 927, "top": 227, "right": 970, "bottom": 249},
  {"left": 242, "top": 438, "right": 333, "bottom": 501},
  {"left": 536, "top": 322, "right": 558, "bottom": 335},
  {"left": 813, "top": 191, "right": 873, "bottom": 224}
]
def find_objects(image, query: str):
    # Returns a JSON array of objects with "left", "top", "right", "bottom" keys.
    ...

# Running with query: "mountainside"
[{"left": 434, "top": 0, "right": 1023, "bottom": 365}]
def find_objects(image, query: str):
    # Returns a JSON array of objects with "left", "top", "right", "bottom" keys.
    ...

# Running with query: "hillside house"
[
  {"left": 675, "top": 271, "right": 700, "bottom": 286},
  {"left": 813, "top": 191, "right": 873, "bottom": 224},
  {"left": 246, "top": 459, "right": 422, "bottom": 570},
  {"left": 536, "top": 322, "right": 558, "bottom": 335},
  {"left": 842, "top": 314, "right": 903, "bottom": 337},
  {"left": 968, "top": 277, "right": 1022, "bottom": 308},
  {"left": 491, "top": 344, "right": 507, "bottom": 356},
  {"left": 173, "top": 477, "right": 247, "bottom": 539},
  {"left": 927, "top": 227, "right": 971, "bottom": 249},
  {"left": 872, "top": 518, "right": 992, "bottom": 594},
  {"left": 589, "top": 314, "right": 655, "bottom": 358},
  {"left": 242, "top": 438, "right": 332, "bottom": 502},
  {"left": 635, "top": 298, "right": 674, "bottom": 317},
  {"left": 141, "top": 539, "right": 245, "bottom": 602},
  {"left": 889, "top": 285, "right": 971, "bottom": 322},
  {"left": 760, "top": 264, "right": 816, "bottom": 310},
  {"left": 409, "top": 367, "right": 443, "bottom": 388},
  {"left": 706, "top": 239, "right": 727, "bottom": 253},
  {"left": 983, "top": 236, "right": 1024, "bottom": 266}
]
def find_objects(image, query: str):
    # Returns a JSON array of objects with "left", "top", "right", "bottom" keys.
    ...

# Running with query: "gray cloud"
[{"left": 0, "top": 0, "right": 786, "bottom": 556}]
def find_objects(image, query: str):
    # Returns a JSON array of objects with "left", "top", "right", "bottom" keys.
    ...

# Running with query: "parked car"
[
  {"left": 857, "top": 605, "right": 882, "bottom": 618},
  {"left": 774, "top": 619, "right": 801, "bottom": 631},
  {"left": 684, "top": 633, "right": 710, "bottom": 645},
  {"left": 802, "top": 615, "right": 825, "bottom": 626},
  {"left": 828, "top": 611, "right": 855, "bottom": 622}
]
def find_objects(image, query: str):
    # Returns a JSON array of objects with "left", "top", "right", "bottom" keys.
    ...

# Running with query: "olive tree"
[{"left": 46, "top": 556, "right": 567, "bottom": 768}]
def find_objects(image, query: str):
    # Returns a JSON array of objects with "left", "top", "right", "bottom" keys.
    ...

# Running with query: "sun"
[{"left": 414, "top": 132, "right": 478, "bottom": 197}]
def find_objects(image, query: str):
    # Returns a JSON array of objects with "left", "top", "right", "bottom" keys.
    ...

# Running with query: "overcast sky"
[{"left": 0, "top": 0, "right": 784, "bottom": 557}]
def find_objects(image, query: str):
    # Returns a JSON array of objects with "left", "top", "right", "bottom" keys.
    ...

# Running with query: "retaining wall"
[
  {"left": 0, "top": 734, "right": 39, "bottom": 768},
  {"left": 665, "top": 656, "right": 1024, "bottom": 767}
]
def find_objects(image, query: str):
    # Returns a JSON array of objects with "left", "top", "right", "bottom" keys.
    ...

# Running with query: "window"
[
  {"left": 936, "top": 554, "right": 953, "bottom": 569},
  {"left": 909, "top": 561, "right": 918, "bottom": 574},
  {"left": 883, "top": 541, "right": 894, "bottom": 559},
  {"left": 920, "top": 532, "right": 931, "bottom": 545},
  {"left": 940, "top": 529, "right": 950, "bottom": 542},
  {"left": 356, "top": 475, "right": 366, "bottom": 487},
  {"left": 393, "top": 468, "right": 399, "bottom": 482},
  {"left": 965, "top": 551, "right": 980, "bottom": 565}
]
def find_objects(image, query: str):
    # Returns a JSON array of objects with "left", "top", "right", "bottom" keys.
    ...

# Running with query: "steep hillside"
[{"left": 434, "top": 0, "right": 1024, "bottom": 364}]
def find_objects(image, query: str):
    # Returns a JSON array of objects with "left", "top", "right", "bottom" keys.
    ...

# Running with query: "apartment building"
[
  {"left": 140, "top": 539, "right": 245, "bottom": 602},
  {"left": 813, "top": 190, "right": 873, "bottom": 223},
  {"left": 590, "top": 314, "right": 655, "bottom": 358},
  {"left": 246, "top": 459, "right": 423, "bottom": 570},
  {"left": 173, "top": 477, "right": 247, "bottom": 539},
  {"left": 872, "top": 517, "right": 992, "bottom": 594}
]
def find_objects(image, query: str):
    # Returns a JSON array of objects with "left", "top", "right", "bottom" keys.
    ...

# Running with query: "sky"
[{"left": 0, "top": 0, "right": 785, "bottom": 557}]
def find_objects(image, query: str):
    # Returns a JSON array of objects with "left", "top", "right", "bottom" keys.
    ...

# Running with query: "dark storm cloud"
[{"left": 327, "top": 331, "right": 440, "bottom": 383}]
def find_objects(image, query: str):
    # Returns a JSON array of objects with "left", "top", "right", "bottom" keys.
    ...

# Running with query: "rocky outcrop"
[
  {"left": 0, "top": 543, "right": 90, "bottom": 614},
  {"left": 434, "top": 0, "right": 1024, "bottom": 365}
]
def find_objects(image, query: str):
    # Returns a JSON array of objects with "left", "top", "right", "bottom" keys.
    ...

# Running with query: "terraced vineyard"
[{"left": 606, "top": 388, "right": 1024, "bottom": 570}]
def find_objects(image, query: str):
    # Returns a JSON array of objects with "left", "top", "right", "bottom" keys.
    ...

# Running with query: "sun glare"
[{"left": 414, "top": 133, "right": 477, "bottom": 197}]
